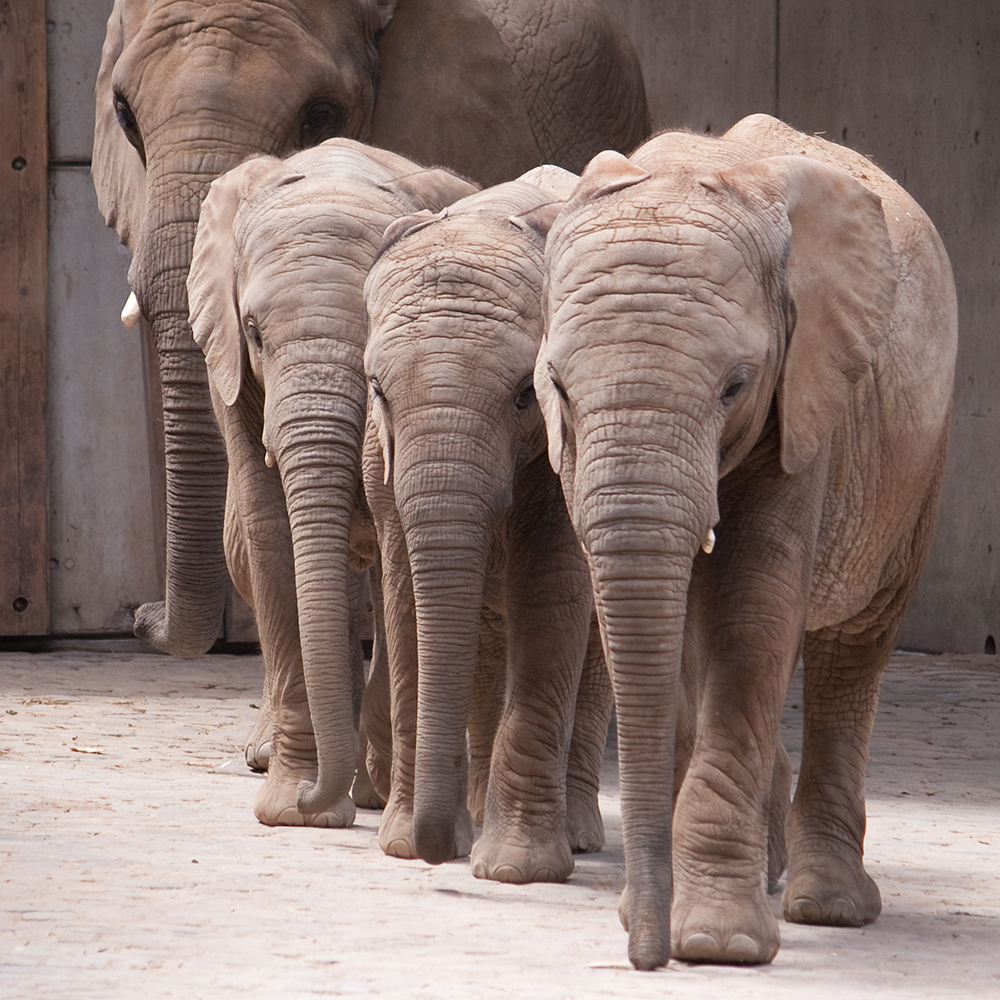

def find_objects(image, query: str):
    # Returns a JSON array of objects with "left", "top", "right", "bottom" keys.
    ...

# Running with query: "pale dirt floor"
[{"left": 0, "top": 648, "right": 997, "bottom": 999}]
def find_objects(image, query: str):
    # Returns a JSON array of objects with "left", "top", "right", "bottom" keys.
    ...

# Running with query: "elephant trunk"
[
  {"left": 575, "top": 425, "right": 715, "bottom": 970},
  {"left": 396, "top": 452, "right": 503, "bottom": 865},
  {"left": 131, "top": 168, "right": 231, "bottom": 657},
  {"left": 269, "top": 367, "right": 367, "bottom": 816}
]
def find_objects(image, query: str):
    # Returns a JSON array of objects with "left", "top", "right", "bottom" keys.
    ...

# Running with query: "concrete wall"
[
  {"left": 606, "top": 0, "right": 999, "bottom": 653},
  {"left": 46, "top": 0, "right": 163, "bottom": 633},
  {"left": 36, "top": 1, "right": 1000, "bottom": 650}
]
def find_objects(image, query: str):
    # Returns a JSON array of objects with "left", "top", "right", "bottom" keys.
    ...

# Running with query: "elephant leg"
[
  {"left": 782, "top": 625, "right": 889, "bottom": 926},
  {"left": 467, "top": 607, "right": 506, "bottom": 826},
  {"left": 349, "top": 568, "right": 385, "bottom": 810},
  {"left": 564, "top": 615, "right": 612, "bottom": 854},
  {"left": 471, "top": 462, "right": 590, "bottom": 884},
  {"left": 221, "top": 393, "right": 352, "bottom": 828},
  {"left": 766, "top": 739, "right": 792, "bottom": 893},
  {"left": 669, "top": 458, "right": 821, "bottom": 964},
  {"left": 360, "top": 556, "right": 392, "bottom": 804},
  {"left": 784, "top": 476, "right": 942, "bottom": 927},
  {"left": 223, "top": 481, "right": 273, "bottom": 773},
  {"left": 374, "top": 503, "right": 426, "bottom": 857}
]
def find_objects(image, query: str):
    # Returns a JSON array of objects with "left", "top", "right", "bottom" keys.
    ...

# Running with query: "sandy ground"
[{"left": 0, "top": 648, "right": 997, "bottom": 999}]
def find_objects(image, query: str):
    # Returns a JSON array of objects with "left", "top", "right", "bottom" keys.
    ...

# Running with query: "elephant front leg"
[
  {"left": 782, "top": 624, "right": 893, "bottom": 927},
  {"left": 222, "top": 484, "right": 272, "bottom": 773},
  {"left": 466, "top": 608, "right": 506, "bottom": 826},
  {"left": 669, "top": 469, "right": 820, "bottom": 964},
  {"left": 247, "top": 516, "right": 354, "bottom": 829},
  {"left": 223, "top": 398, "right": 353, "bottom": 828},
  {"left": 564, "top": 615, "right": 612, "bottom": 854},
  {"left": 471, "top": 464, "right": 590, "bottom": 884}
]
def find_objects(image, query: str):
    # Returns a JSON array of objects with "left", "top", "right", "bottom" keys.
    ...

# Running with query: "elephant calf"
[
  {"left": 361, "top": 167, "right": 614, "bottom": 882},
  {"left": 187, "top": 139, "right": 477, "bottom": 829},
  {"left": 535, "top": 114, "right": 957, "bottom": 967}
]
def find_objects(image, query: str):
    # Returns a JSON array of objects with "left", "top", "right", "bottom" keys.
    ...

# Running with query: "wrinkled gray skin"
[
  {"left": 92, "top": 0, "right": 650, "bottom": 675},
  {"left": 361, "top": 167, "right": 615, "bottom": 879},
  {"left": 535, "top": 114, "right": 957, "bottom": 968},
  {"left": 186, "top": 140, "right": 478, "bottom": 825}
]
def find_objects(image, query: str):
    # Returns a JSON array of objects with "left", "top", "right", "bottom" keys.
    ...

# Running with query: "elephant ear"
[
  {"left": 567, "top": 150, "right": 651, "bottom": 208},
  {"left": 188, "top": 157, "right": 301, "bottom": 406},
  {"left": 516, "top": 164, "right": 580, "bottom": 202},
  {"left": 380, "top": 168, "right": 480, "bottom": 213},
  {"left": 369, "top": 0, "right": 541, "bottom": 186},
  {"left": 703, "top": 155, "right": 897, "bottom": 475},
  {"left": 92, "top": 0, "right": 147, "bottom": 250},
  {"left": 534, "top": 343, "right": 566, "bottom": 476},
  {"left": 374, "top": 209, "right": 442, "bottom": 263}
]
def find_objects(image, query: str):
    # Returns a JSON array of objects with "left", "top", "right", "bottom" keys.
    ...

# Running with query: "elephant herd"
[{"left": 92, "top": 0, "right": 957, "bottom": 972}]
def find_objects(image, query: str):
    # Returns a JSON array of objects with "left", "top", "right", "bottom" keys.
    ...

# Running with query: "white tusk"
[
  {"left": 701, "top": 528, "right": 716, "bottom": 555},
  {"left": 120, "top": 290, "right": 142, "bottom": 328},
  {"left": 264, "top": 450, "right": 275, "bottom": 469}
]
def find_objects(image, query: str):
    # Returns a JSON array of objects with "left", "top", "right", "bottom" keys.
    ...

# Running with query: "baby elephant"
[
  {"left": 187, "top": 139, "right": 477, "bottom": 828},
  {"left": 362, "top": 167, "right": 613, "bottom": 882},
  {"left": 535, "top": 114, "right": 957, "bottom": 967}
]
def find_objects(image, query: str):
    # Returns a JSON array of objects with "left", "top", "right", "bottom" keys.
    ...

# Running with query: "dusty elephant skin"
[
  {"left": 91, "top": 0, "right": 650, "bottom": 667},
  {"left": 186, "top": 140, "right": 478, "bottom": 828},
  {"left": 535, "top": 114, "right": 958, "bottom": 969},
  {"left": 361, "top": 167, "right": 615, "bottom": 879}
]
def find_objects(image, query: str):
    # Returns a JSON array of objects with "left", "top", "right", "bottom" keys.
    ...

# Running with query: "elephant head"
[
  {"left": 535, "top": 132, "right": 898, "bottom": 968},
  {"left": 186, "top": 139, "right": 477, "bottom": 817},
  {"left": 93, "top": 0, "right": 648, "bottom": 657},
  {"left": 363, "top": 166, "right": 578, "bottom": 863}
]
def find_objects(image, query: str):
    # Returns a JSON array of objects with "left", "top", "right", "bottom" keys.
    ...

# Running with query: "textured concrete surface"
[{"left": 1, "top": 649, "right": 998, "bottom": 998}]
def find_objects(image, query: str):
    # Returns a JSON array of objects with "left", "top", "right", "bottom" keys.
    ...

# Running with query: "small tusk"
[
  {"left": 120, "top": 290, "right": 142, "bottom": 328},
  {"left": 264, "top": 450, "right": 275, "bottom": 469},
  {"left": 701, "top": 527, "right": 716, "bottom": 555}
]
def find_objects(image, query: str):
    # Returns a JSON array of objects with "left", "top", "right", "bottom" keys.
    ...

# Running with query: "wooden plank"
[{"left": 0, "top": 0, "right": 50, "bottom": 635}]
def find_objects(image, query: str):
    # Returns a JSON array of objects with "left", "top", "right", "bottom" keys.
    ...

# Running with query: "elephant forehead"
[{"left": 367, "top": 236, "right": 544, "bottom": 325}]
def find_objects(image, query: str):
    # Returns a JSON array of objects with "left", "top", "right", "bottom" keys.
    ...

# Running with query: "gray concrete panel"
[
  {"left": 47, "top": 166, "right": 162, "bottom": 634},
  {"left": 603, "top": 0, "right": 776, "bottom": 133},
  {"left": 46, "top": 0, "right": 114, "bottom": 163},
  {"left": 778, "top": 2, "right": 1000, "bottom": 652}
]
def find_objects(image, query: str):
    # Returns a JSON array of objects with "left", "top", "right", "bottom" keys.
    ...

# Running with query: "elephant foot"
[
  {"left": 617, "top": 885, "right": 671, "bottom": 971},
  {"left": 782, "top": 853, "right": 882, "bottom": 927},
  {"left": 253, "top": 761, "right": 355, "bottom": 828},
  {"left": 670, "top": 881, "right": 780, "bottom": 965},
  {"left": 243, "top": 704, "right": 273, "bottom": 773},
  {"left": 377, "top": 792, "right": 473, "bottom": 860},
  {"left": 351, "top": 761, "right": 386, "bottom": 810},
  {"left": 470, "top": 823, "right": 574, "bottom": 884},
  {"left": 566, "top": 788, "right": 605, "bottom": 854}
]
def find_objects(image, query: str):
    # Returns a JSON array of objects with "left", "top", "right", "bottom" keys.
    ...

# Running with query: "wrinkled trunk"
[
  {"left": 270, "top": 367, "right": 366, "bottom": 816},
  {"left": 396, "top": 451, "right": 502, "bottom": 864},
  {"left": 575, "top": 425, "right": 714, "bottom": 970},
  {"left": 131, "top": 165, "right": 231, "bottom": 656}
]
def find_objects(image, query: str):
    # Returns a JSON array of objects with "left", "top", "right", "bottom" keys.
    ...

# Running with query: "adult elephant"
[
  {"left": 534, "top": 114, "right": 957, "bottom": 968},
  {"left": 186, "top": 140, "right": 478, "bottom": 825},
  {"left": 92, "top": 0, "right": 649, "bottom": 663}
]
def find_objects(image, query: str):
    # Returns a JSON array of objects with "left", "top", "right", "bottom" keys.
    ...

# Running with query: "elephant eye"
[
  {"left": 113, "top": 90, "right": 146, "bottom": 167},
  {"left": 721, "top": 366, "right": 753, "bottom": 406},
  {"left": 551, "top": 377, "right": 569, "bottom": 403},
  {"left": 369, "top": 377, "right": 384, "bottom": 401},
  {"left": 722, "top": 379, "right": 744, "bottom": 403},
  {"left": 298, "top": 99, "right": 349, "bottom": 149},
  {"left": 513, "top": 376, "right": 535, "bottom": 411},
  {"left": 244, "top": 319, "right": 263, "bottom": 352}
]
